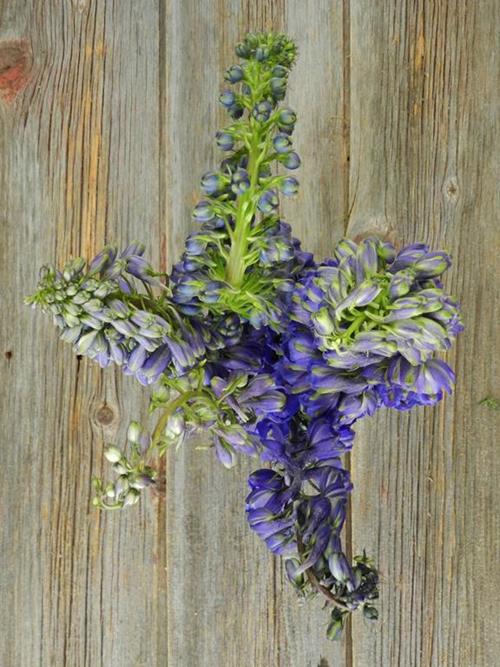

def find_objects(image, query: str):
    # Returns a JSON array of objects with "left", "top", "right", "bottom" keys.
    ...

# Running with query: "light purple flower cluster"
[
  {"left": 26, "top": 32, "right": 463, "bottom": 640},
  {"left": 26, "top": 244, "right": 208, "bottom": 384}
]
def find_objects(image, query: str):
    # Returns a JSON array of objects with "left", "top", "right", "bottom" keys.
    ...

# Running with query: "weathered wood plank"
[
  {"left": 163, "top": 2, "right": 348, "bottom": 665},
  {"left": 348, "top": 2, "right": 500, "bottom": 666},
  {"left": 0, "top": 2, "right": 167, "bottom": 665},
  {"left": 2, "top": 1, "right": 498, "bottom": 665}
]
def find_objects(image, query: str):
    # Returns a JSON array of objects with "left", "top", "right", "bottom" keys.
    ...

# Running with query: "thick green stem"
[{"left": 225, "top": 135, "right": 263, "bottom": 287}]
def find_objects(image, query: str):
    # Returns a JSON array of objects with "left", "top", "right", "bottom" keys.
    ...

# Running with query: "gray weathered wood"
[
  {"left": 163, "top": 2, "right": 350, "bottom": 665},
  {"left": 348, "top": 2, "right": 500, "bottom": 666},
  {"left": 0, "top": 2, "right": 167, "bottom": 665},
  {"left": 1, "top": 1, "right": 499, "bottom": 665}
]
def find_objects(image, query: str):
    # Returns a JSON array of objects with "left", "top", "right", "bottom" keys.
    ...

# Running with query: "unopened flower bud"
[
  {"left": 224, "top": 64, "right": 244, "bottom": 83},
  {"left": 326, "top": 610, "right": 345, "bottom": 641},
  {"left": 413, "top": 251, "right": 451, "bottom": 278},
  {"left": 252, "top": 100, "right": 273, "bottom": 122},
  {"left": 279, "top": 176, "right": 299, "bottom": 196},
  {"left": 272, "top": 65, "right": 288, "bottom": 78},
  {"left": 104, "top": 446, "right": 122, "bottom": 463},
  {"left": 105, "top": 483, "right": 115, "bottom": 498},
  {"left": 277, "top": 107, "right": 296, "bottom": 128},
  {"left": 130, "top": 473, "right": 154, "bottom": 490},
  {"left": 257, "top": 189, "right": 279, "bottom": 214},
  {"left": 113, "top": 461, "right": 128, "bottom": 475},
  {"left": 328, "top": 552, "right": 355, "bottom": 587},
  {"left": 255, "top": 46, "right": 269, "bottom": 61},
  {"left": 115, "top": 475, "right": 129, "bottom": 496},
  {"left": 123, "top": 489, "right": 141, "bottom": 506},
  {"left": 270, "top": 77, "right": 286, "bottom": 99},
  {"left": 127, "top": 421, "right": 142, "bottom": 445},
  {"left": 273, "top": 133, "right": 292, "bottom": 154},
  {"left": 312, "top": 307, "right": 336, "bottom": 336},
  {"left": 215, "top": 131, "right": 235, "bottom": 151},
  {"left": 363, "top": 605, "right": 379, "bottom": 620},
  {"left": 219, "top": 90, "right": 236, "bottom": 108},
  {"left": 282, "top": 151, "right": 301, "bottom": 170},
  {"left": 235, "top": 42, "right": 250, "bottom": 58},
  {"left": 164, "top": 413, "right": 185, "bottom": 440},
  {"left": 193, "top": 200, "right": 215, "bottom": 223},
  {"left": 231, "top": 168, "right": 250, "bottom": 195}
]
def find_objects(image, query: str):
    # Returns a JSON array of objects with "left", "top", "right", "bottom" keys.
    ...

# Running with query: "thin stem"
[
  {"left": 150, "top": 390, "right": 205, "bottom": 452},
  {"left": 296, "top": 535, "right": 350, "bottom": 612}
]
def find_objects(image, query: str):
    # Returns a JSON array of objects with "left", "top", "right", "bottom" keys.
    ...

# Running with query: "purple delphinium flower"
[{"left": 26, "top": 247, "right": 207, "bottom": 385}]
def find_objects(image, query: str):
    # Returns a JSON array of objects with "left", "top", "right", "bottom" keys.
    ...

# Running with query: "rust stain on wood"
[{"left": 0, "top": 39, "right": 32, "bottom": 102}]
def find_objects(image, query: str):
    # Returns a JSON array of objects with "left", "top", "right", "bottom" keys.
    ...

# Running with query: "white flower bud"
[
  {"left": 104, "top": 446, "right": 122, "bottom": 463},
  {"left": 127, "top": 421, "right": 142, "bottom": 444}
]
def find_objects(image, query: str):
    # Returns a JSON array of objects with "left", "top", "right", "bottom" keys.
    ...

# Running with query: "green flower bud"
[
  {"left": 326, "top": 610, "right": 345, "bottom": 641},
  {"left": 312, "top": 307, "right": 336, "bottom": 336},
  {"left": 105, "top": 483, "right": 115, "bottom": 498},
  {"left": 164, "top": 413, "right": 185, "bottom": 440},
  {"left": 113, "top": 461, "right": 128, "bottom": 475}
]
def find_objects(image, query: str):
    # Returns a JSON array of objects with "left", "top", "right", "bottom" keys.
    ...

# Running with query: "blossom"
[
  {"left": 280, "top": 237, "right": 462, "bottom": 422},
  {"left": 26, "top": 246, "right": 207, "bottom": 385},
  {"left": 26, "top": 31, "right": 464, "bottom": 642}
]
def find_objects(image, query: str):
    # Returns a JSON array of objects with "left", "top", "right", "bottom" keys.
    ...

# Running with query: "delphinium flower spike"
[
  {"left": 26, "top": 31, "right": 463, "bottom": 642},
  {"left": 171, "top": 32, "right": 312, "bottom": 330}
]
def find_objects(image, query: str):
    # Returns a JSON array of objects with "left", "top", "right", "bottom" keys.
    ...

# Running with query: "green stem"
[
  {"left": 225, "top": 135, "right": 263, "bottom": 287},
  {"left": 225, "top": 60, "right": 272, "bottom": 288},
  {"left": 150, "top": 390, "right": 205, "bottom": 449}
]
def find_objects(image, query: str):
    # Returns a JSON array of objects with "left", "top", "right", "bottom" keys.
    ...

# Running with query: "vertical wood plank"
[
  {"left": 164, "top": 5, "right": 282, "bottom": 665},
  {"left": 0, "top": 2, "right": 167, "bottom": 665},
  {"left": 348, "top": 2, "right": 500, "bottom": 666},
  {"left": 163, "top": 1, "right": 349, "bottom": 665}
]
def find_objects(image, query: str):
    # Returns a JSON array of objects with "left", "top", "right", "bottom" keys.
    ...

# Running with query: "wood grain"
[
  {"left": 1, "top": 1, "right": 498, "bottom": 665},
  {"left": 348, "top": 2, "right": 500, "bottom": 666},
  {"left": 163, "top": 2, "right": 350, "bottom": 665},
  {"left": 0, "top": 2, "right": 167, "bottom": 666}
]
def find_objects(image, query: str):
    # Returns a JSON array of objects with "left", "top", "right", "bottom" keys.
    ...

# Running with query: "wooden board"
[
  {"left": 0, "top": 2, "right": 167, "bottom": 666},
  {"left": 348, "top": 2, "right": 500, "bottom": 667},
  {"left": 0, "top": 1, "right": 498, "bottom": 665}
]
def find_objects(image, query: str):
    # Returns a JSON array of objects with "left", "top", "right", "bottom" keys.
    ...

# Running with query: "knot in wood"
[{"left": 95, "top": 404, "right": 115, "bottom": 426}]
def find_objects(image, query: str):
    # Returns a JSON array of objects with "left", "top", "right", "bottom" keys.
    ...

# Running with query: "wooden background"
[{"left": 1, "top": 1, "right": 499, "bottom": 665}]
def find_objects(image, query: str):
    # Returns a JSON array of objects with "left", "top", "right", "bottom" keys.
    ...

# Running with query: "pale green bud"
[
  {"left": 105, "top": 483, "right": 115, "bottom": 498},
  {"left": 113, "top": 461, "right": 128, "bottom": 475},
  {"left": 115, "top": 475, "right": 129, "bottom": 496},
  {"left": 104, "top": 446, "right": 122, "bottom": 463},
  {"left": 127, "top": 421, "right": 142, "bottom": 444}
]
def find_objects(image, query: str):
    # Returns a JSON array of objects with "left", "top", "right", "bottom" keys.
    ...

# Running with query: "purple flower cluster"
[
  {"left": 279, "top": 237, "right": 462, "bottom": 419},
  {"left": 239, "top": 236, "right": 462, "bottom": 626},
  {"left": 27, "top": 31, "right": 463, "bottom": 641},
  {"left": 26, "top": 244, "right": 224, "bottom": 385}
]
